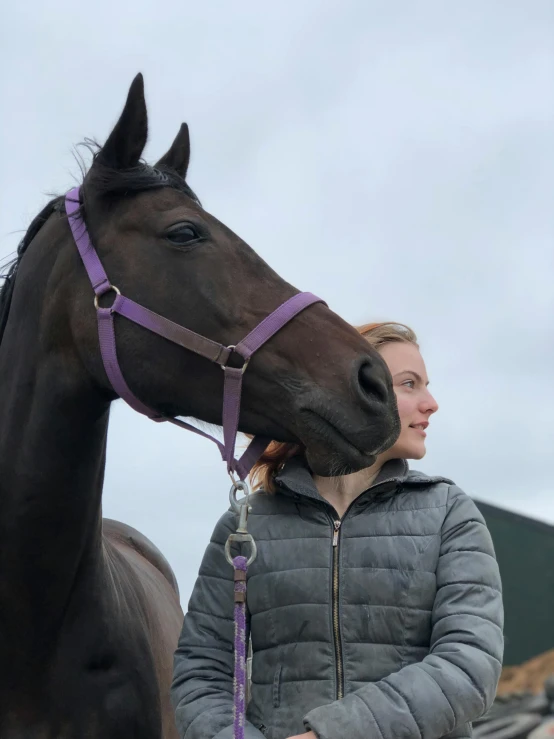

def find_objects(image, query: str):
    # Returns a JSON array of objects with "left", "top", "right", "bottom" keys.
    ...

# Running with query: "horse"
[{"left": 0, "top": 74, "right": 400, "bottom": 739}]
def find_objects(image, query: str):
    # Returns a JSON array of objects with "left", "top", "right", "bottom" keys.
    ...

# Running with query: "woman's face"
[{"left": 378, "top": 341, "right": 438, "bottom": 461}]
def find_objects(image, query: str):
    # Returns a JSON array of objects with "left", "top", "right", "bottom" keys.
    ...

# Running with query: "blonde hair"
[{"left": 249, "top": 322, "right": 417, "bottom": 492}]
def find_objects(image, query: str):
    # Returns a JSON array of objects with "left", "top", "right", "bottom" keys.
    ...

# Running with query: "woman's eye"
[
  {"left": 166, "top": 225, "right": 201, "bottom": 245},
  {"left": 402, "top": 380, "right": 415, "bottom": 389}
]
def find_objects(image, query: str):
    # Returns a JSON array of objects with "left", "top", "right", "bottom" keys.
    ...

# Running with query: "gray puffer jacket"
[{"left": 172, "top": 458, "right": 504, "bottom": 739}]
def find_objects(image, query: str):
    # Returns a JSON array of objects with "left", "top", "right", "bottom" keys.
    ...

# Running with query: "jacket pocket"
[{"left": 272, "top": 663, "right": 282, "bottom": 708}]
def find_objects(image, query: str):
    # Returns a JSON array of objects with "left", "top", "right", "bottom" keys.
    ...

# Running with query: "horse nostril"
[{"left": 357, "top": 359, "right": 388, "bottom": 404}]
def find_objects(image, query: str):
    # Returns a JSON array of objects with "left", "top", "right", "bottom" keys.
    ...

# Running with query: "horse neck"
[{"left": 0, "top": 230, "right": 110, "bottom": 649}]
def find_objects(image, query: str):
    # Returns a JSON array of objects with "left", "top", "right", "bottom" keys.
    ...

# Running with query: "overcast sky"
[{"left": 1, "top": 1, "right": 553, "bottom": 600}]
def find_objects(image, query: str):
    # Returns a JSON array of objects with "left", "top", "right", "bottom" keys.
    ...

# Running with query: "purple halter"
[{"left": 64, "top": 186, "right": 323, "bottom": 481}]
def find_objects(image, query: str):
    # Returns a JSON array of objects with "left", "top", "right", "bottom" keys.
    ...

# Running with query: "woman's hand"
[{"left": 286, "top": 732, "right": 317, "bottom": 739}]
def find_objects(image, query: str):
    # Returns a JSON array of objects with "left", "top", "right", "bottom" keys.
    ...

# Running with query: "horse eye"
[{"left": 166, "top": 224, "right": 200, "bottom": 245}]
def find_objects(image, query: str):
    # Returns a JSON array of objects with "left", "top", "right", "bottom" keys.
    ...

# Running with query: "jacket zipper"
[
  {"left": 331, "top": 518, "right": 344, "bottom": 700},
  {"left": 277, "top": 477, "right": 401, "bottom": 702},
  {"left": 329, "top": 486, "right": 394, "bottom": 701}
]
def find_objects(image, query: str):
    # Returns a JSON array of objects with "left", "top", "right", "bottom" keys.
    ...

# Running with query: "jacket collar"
[{"left": 273, "top": 456, "right": 452, "bottom": 503}]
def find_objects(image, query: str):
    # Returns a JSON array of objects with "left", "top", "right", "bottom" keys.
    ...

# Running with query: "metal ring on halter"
[
  {"left": 220, "top": 345, "right": 250, "bottom": 374},
  {"left": 225, "top": 533, "right": 257, "bottom": 566},
  {"left": 94, "top": 285, "right": 121, "bottom": 310}
]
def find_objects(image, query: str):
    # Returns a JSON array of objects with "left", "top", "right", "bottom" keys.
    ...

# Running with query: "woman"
[{"left": 172, "top": 322, "right": 504, "bottom": 739}]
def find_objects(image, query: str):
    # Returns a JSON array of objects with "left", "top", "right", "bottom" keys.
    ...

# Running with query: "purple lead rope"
[
  {"left": 233, "top": 556, "right": 248, "bottom": 739},
  {"left": 225, "top": 482, "right": 257, "bottom": 738}
]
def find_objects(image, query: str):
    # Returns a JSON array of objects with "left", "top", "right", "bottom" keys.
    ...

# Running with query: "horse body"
[
  {"left": 102, "top": 520, "right": 183, "bottom": 739},
  {"left": 0, "top": 75, "right": 400, "bottom": 737}
]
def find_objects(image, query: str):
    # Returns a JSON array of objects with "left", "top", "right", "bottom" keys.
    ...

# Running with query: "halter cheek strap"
[{"left": 64, "top": 186, "right": 324, "bottom": 480}]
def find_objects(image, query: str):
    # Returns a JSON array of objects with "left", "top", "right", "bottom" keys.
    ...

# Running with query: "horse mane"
[
  {"left": 0, "top": 141, "right": 201, "bottom": 346},
  {"left": 0, "top": 197, "right": 64, "bottom": 343}
]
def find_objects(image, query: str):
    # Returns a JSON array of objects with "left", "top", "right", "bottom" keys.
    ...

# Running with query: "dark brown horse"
[{"left": 0, "top": 74, "right": 399, "bottom": 739}]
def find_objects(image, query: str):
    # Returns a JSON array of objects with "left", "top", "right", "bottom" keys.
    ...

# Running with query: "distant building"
[{"left": 474, "top": 500, "right": 554, "bottom": 666}]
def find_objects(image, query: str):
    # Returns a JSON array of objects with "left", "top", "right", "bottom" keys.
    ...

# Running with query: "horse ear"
[
  {"left": 95, "top": 73, "right": 148, "bottom": 170},
  {"left": 156, "top": 123, "right": 190, "bottom": 179}
]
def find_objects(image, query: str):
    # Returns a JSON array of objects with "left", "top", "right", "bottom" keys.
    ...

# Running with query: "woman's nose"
[{"left": 421, "top": 390, "right": 439, "bottom": 415}]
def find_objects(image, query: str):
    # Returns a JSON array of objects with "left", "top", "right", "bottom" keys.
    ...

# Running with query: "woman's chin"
[
  {"left": 409, "top": 443, "right": 427, "bottom": 460},
  {"left": 394, "top": 442, "right": 427, "bottom": 461}
]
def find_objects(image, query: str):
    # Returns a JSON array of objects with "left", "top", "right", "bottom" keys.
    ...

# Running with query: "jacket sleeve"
[
  {"left": 304, "top": 486, "right": 504, "bottom": 739},
  {"left": 171, "top": 510, "right": 265, "bottom": 739}
]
